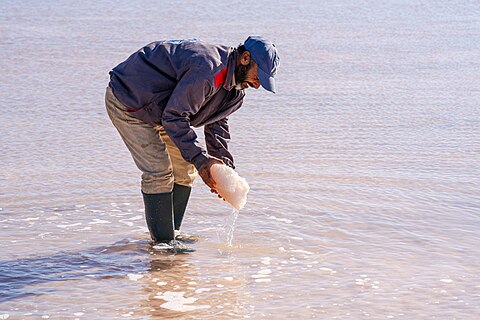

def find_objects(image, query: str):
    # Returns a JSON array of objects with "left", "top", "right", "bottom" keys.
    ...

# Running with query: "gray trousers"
[{"left": 105, "top": 87, "right": 197, "bottom": 194}]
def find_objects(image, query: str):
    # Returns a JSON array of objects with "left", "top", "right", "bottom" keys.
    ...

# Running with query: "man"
[{"left": 105, "top": 36, "right": 279, "bottom": 244}]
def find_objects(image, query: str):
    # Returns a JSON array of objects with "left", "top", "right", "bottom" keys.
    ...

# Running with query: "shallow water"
[{"left": 1, "top": 0, "right": 480, "bottom": 319}]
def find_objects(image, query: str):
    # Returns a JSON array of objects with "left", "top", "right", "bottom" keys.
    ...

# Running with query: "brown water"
[{"left": 1, "top": 0, "right": 480, "bottom": 319}]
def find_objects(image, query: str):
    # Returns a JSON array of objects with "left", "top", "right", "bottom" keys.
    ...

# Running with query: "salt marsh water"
[{"left": 1, "top": 0, "right": 480, "bottom": 319}]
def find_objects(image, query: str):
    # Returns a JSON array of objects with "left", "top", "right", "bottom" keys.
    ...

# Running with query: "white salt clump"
[{"left": 210, "top": 164, "right": 249, "bottom": 210}]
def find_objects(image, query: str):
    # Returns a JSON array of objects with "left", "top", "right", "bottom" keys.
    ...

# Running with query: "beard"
[{"left": 234, "top": 62, "right": 252, "bottom": 90}]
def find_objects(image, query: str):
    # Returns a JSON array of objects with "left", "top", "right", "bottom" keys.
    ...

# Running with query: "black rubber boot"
[
  {"left": 173, "top": 183, "right": 192, "bottom": 230},
  {"left": 142, "top": 191, "right": 175, "bottom": 242}
]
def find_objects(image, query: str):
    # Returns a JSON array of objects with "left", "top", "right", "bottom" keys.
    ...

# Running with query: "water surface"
[{"left": 1, "top": 0, "right": 479, "bottom": 319}]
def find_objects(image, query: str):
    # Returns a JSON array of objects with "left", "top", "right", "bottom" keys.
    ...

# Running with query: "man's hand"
[{"left": 198, "top": 156, "right": 224, "bottom": 192}]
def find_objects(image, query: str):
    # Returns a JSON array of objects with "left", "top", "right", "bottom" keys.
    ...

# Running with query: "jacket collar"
[{"left": 223, "top": 49, "right": 238, "bottom": 91}]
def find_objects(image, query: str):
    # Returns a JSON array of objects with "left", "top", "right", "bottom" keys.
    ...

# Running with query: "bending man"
[{"left": 105, "top": 36, "right": 279, "bottom": 243}]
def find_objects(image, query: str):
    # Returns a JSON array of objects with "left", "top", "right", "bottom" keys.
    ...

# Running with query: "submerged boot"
[
  {"left": 173, "top": 183, "right": 192, "bottom": 230},
  {"left": 142, "top": 191, "right": 175, "bottom": 242},
  {"left": 172, "top": 184, "right": 199, "bottom": 243}
]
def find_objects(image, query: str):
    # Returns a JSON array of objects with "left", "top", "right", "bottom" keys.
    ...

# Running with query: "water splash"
[
  {"left": 152, "top": 240, "right": 195, "bottom": 254},
  {"left": 217, "top": 208, "right": 239, "bottom": 248},
  {"left": 225, "top": 209, "right": 239, "bottom": 247}
]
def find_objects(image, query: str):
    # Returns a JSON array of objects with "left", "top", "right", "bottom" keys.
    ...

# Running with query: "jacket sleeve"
[
  {"left": 161, "top": 67, "right": 213, "bottom": 170},
  {"left": 204, "top": 118, "right": 235, "bottom": 169}
]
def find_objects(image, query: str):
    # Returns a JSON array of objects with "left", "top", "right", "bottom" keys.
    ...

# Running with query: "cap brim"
[{"left": 257, "top": 67, "right": 276, "bottom": 93}]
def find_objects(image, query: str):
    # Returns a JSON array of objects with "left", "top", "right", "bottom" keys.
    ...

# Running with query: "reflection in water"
[
  {"left": 141, "top": 243, "right": 256, "bottom": 319},
  {"left": 141, "top": 255, "right": 207, "bottom": 319},
  {"left": 0, "top": 237, "right": 257, "bottom": 318},
  {"left": 0, "top": 239, "right": 154, "bottom": 303}
]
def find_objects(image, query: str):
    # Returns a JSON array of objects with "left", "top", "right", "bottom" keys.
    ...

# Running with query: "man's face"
[{"left": 235, "top": 56, "right": 261, "bottom": 90}]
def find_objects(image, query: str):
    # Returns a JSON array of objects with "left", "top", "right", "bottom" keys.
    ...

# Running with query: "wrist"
[{"left": 192, "top": 153, "right": 209, "bottom": 171}]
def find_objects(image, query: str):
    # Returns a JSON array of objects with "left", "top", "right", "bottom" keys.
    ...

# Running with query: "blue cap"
[{"left": 243, "top": 36, "right": 279, "bottom": 93}]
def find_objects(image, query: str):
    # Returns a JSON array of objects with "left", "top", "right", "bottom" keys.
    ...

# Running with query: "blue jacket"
[{"left": 109, "top": 39, "right": 245, "bottom": 169}]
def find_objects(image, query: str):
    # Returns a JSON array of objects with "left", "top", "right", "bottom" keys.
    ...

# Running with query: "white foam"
[
  {"left": 254, "top": 278, "right": 271, "bottom": 283},
  {"left": 127, "top": 274, "right": 144, "bottom": 281},
  {"left": 156, "top": 281, "right": 167, "bottom": 286},
  {"left": 125, "top": 215, "right": 142, "bottom": 221},
  {"left": 289, "top": 236, "right": 304, "bottom": 240},
  {"left": 258, "top": 269, "right": 272, "bottom": 275},
  {"left": 120, "top": 220, "right": 134, "bottom": 227},
  {"left": 261, "top": 257, "right": 272, "bottom": 265},
  {"left": 290, "top": 249, "right": 315, "bottom": 255},
  {"left": 88, "top": 219, "right": 110, "bottom": 224},
  {"left": 73, "top": 313, "right": 84, "bottom": 316},
  {"left": 38, "top": 232, "right": 52, "bottom": 238},
  {"left": 210, "top": 164, "right": 249, "bottom": 210},
  {"left": 24, "top": 217, "right": 40, "bottom": 221},
  {"left": 0, "top": 315, "right": 9, "bottom": 320},
  {"left": 319, "top": 267, "right": 333, "bottom": 272},
  {"left": 278, "top": 247, "right": 314, "bottom": 255},
  {"left": 57, "top": 223, "right": 82, "bottom": 228},
  {"left": 154, "top": 291, "right": 210, "bottom": 312},
  {"left": 268, "top": 216, "right": 293, "bottom": 224},
  {"left": 440, "top": 279, "right": 453, "bottom": 283}
]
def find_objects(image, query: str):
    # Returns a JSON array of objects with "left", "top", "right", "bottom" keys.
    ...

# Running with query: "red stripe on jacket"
[{"left": 214, "top": 68, "right": 227, "bottom": 88}]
